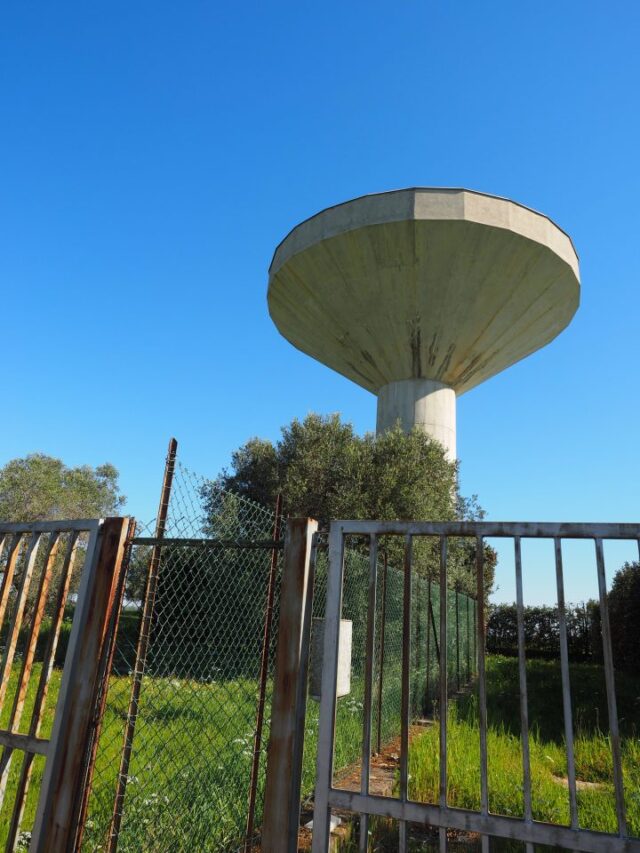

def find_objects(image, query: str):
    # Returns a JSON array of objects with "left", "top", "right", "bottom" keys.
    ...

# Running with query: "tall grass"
[
  {"left": 408, "top": 656, "right": 640, "bottom": 837},
  {"left": 0, "top": 665, "right": 387, "bottom": 851}
]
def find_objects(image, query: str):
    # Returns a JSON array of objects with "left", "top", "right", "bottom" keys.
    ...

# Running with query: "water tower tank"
[{"left": 268, "top": 188, "right": 580, "bottom": 459}]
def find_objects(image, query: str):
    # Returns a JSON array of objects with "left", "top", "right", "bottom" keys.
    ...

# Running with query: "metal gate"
[
  {"left": 0, "top": 517, "right": 131, "bottom": 852},
  {"left": 311, "top": 520, "right": 640, "bottom": 853}
]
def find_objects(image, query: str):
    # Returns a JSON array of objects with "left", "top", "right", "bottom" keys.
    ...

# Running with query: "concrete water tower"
[{"left": 267, "top": 188, "right": 580, "bottom": 459}]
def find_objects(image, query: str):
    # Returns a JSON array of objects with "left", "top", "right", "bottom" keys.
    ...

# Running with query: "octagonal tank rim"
[{"left": 268, "top": 187, "right": 580, "bottom": 281}]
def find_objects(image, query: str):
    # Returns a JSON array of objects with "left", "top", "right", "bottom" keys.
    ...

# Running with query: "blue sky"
[{"left": 2, "top": 2, "right": 639, "bottom": 603}]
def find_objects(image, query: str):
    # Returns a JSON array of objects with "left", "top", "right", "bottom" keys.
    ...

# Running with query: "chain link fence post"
[
  {"left": 262, "top": 518, "right": 318, "bottom": 853},
  {"left": 107, "top": 437, "right": 177, "bottom": 851}
]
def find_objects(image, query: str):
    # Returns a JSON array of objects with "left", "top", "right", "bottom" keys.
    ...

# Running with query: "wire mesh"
[
  {"left": 80, "top": 462, "right": 478, "bottom": 852},
  {"left": 303, "top": 538, "right": 477, "bottom": 797},
  {"left": 81, "top": 465, "right": 281, "bottom": 853}
]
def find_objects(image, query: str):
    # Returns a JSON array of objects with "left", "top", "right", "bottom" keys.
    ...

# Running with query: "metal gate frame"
[
  {"left": 311, "top": 520, "right": 640, "bottom": 853},
  {"left": 0, "top": 516, "right": 131, "bottom": 852}
]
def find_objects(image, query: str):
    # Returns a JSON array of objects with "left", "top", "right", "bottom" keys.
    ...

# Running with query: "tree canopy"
[
  {"left": 206, "top": 413, "right": 495, "bottom": 597},
  {"left": 0, "top": 453, "right": 125, "bottom": 522},
  {"left": 216, "top": 413, "right": 466, "bottom": 525},
  {"left": 607, "top": 561, "right": 640, "bottom": 673}
]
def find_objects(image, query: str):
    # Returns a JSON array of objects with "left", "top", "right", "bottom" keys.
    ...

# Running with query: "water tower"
[{"left": 267, "top": 188, "right": 580, "bottom": 459}]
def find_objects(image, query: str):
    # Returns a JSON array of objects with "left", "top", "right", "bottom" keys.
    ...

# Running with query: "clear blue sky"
[{"left": 2, "top": 2, "right": 639, "bottom": 603}]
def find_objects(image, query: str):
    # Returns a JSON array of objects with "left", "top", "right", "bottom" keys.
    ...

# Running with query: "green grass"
[
  {"left": 0, "top": 663, "right": 401, "bottom": 852},
  {"left": 4, "top": 656, "right": 639, "bottom": 851},
  {"left": 0, "top": 664, "right": 62, "bottom": 851},
  {"left": 407, "top": 656, "right": 640, "bottom": 840}
]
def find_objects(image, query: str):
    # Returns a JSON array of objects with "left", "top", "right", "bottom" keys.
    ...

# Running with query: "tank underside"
[{"left": 267, "top": 188, "right": 580, "bottom": 398}]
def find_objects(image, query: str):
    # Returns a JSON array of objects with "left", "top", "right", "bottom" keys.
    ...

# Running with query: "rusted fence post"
[
  {"left": 74, "top": 516, "right": 137, "bottom": 849},
  {"left": 108, "top": 437, "right": 177, "bottom": 850},
  {"left": 30, "top": 516, "right": 132, "bottom": 852},
  {"left": 261, "top": 517, "right": 318, "bottom": 853},
  {"left": 244, "top": 493, "right": 283, "bottom": 852}
]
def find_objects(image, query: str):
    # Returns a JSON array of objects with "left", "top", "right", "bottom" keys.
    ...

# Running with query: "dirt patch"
[
  {"left": 333, "top": 724, "right": 431, "bottom": 797},
  {"left": 552, "top": 775, "right": 605, "bottom": 791}
]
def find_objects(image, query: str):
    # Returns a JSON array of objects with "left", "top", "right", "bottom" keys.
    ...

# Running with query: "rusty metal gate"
[
  {"left": 0, "top": 517, "right": 131, "bottom": 852},
  {"left": 311, "top": 520, "right": 640, "bottom": 853}
]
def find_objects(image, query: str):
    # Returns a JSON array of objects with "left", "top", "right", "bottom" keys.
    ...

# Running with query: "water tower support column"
[{"left": 376, "top": 378, "right": 457, "bottom": 460}]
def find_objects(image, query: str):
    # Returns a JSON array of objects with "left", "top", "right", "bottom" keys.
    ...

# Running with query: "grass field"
[
  {"left": 2, "top": 656, "right": 639, "bottom": 851},
  {"left": 0, "top": 661, "right": 396, "bottom": 852},
  {"left": 403, "top": 656, "right": 640, "bottom": 845}
]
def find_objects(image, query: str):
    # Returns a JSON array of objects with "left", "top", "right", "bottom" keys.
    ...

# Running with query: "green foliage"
[
  {"left": 408, "top": 656, "right": 640, "bottom": 838},
  {"left": 217, "top": 413, "right": 457, "bottom": 525},
  {"left": 608, "top": 561, "right": 640, "bottom": 673},
  {"left": 208, "top": 412, "right": 496, "bottom": 597},
  {"left": 487, "top": 600, "right": 602, "bottom": 662},
  {"left": 0, "top": 453, "right": 125, "bottom": 522},
  {"left": 150, "top": 546, "right": 272, "bottom": 680}
]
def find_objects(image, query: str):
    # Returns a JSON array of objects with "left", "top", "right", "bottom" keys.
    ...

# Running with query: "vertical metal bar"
[
  {"left": 415, "top": 573, "right": 421, "bottom": 716},
  {"left": 466, "top": 593, "right": 471, "bottom": 682},
  {"left": 476, "top": 538, "right": 489, "bottom": 817},
  {"left": 311, "top": 523, "right": 346, "bottom": 853},
  {"left": 263, "top": 518, "right": 318, "bottom": 852},
  {"left": 359, "top": 535, "right": 378, "bottom": 853},
  {"left": 376, "top": 551, "right": 388, "bottom": 755},
  {"left": 398, "top": 534, "right": 413, "bottom": 853},
  {"left": 245, "top": 493, "right": 283, "bottom": 853},
  {"left": 108, "top": 437, "right": 177, "bottom": 850},
  {"left": 514, "top": 537, "right": 533, "bottom": 839},
  {"left": 554, "top": 537, "right": 579, "bottom": 831},
  {"left": 439, "top": 536, "right": 448, "bottom": 853},
  {"left": 595, "top": 538, "right": 627, "bottom": 837},
  {"left": 439, "top": 827, "right": 447, "bottom": 853},
  {"left": 31, "top": 517, "right": 131, "bottom": 852},
  {"left": 289, "top": 525, "right": 319, "bottom": 849},
  {"left": 473, "top": 595, "right": 477, "bottom": 677},
  {"left": 6, "top": 532, "right": 80, "bottom": 850},
  {"left": 74, "top": 519, "right": 137, "bottom": 852},
  {"left": 426, "top": 569, "right": 432, "bottom": 711},
  {"left": 0, "top": 533, "right": 42, "bottom": 711},
  {"left": 455, "top": 584, "right": 460, "bottom": 692},
  {"left": 0, "top": 534, "right": 23, "bottom": 628},
  {"left": 0, "top": 533, "right": 60, "bottom": 808}
]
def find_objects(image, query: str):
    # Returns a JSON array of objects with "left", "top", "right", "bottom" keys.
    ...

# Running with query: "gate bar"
[
  {"left": 31, "top": 517, "right": 131, "bottom": 851},
  {"left": 0, "top": 534, "right": 60, "bottom": 808},
  {"left": 595, "top": 538, "right": 627, "bottom": 837},
  {"left": 514, "top": 537, "right": 533, "bottom": 853},
  {"left": 328, "top": 789, "right": 639, "bottom": 853},
  {"left": 375, "top": 551, "right": 388, "bottom": 754},
  {"left": 475, "top": 538, "right": 489, "bottom": 853},
  {"left": 311, "top": 523, "right": 346, "bottom": 853},
  {"left": 6, "top": 533, "right": 80, "bottom": 849},
  {"left": 359, "top": 535, "right": 378, "bottom": 852},
  {"left": 554, "top": 537, "right": 579, "bottom": 831},
  {"left": 438, "top": 536, "right": 448, "bottom": 853},
  {"left": 0, "top": 534, "right": 43, "bottom": 710},
  {"left": 75, "top": 517, "right": 137, "bottom": 850},
  {"left": 399, "top": 535, "right": 413, "bottom": 853}
]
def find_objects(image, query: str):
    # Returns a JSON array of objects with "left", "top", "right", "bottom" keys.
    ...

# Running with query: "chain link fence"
[
  {"left": 81, "top": 463, "right": 282, "bottom": 853},
  {"left": 303, "top": 539, "right": 477, "bottom": 797},
  {"left": 77, "top": 457, "right": 477, "bottom": 852}
]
